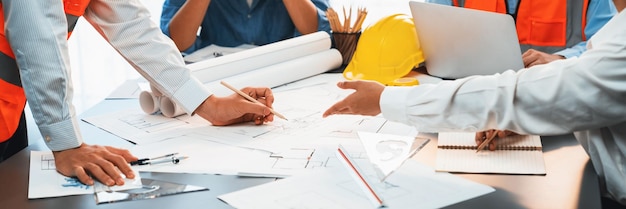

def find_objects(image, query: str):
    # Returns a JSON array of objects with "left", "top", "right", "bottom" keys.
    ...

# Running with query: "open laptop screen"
[{"left": 409, "top": 1, "right": 524, "bottom": 79}]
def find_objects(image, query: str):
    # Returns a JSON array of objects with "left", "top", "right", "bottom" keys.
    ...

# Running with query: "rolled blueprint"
[
  {"left": 159, "top": 96, "right": 186, "bottom": 118},
  {"left": 139, "top": 90, "right": 160, "bottom": 115},
  {"left": 187, "top": 31, "right": 332, "bottom": 84},
  {"left": 205, "top": 49, "right": 342, "bottom": 96}
]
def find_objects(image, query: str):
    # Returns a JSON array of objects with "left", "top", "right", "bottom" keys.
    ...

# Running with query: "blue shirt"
[
  {"left": 426, "top": 0, "right": 616, "bottom": 58},
  {"left": 161, "top": 0, "right": 331, "bottom": 54}
]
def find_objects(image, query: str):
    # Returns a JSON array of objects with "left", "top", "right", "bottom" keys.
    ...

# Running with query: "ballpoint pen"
[
  {"left": 220, "top": 81, "right": 288, "bottom": 120},
  {"left": 130, "top": 153, "right": 179, "bottom": 165},
  {"left": 476, "top": 131, "right": 501, "bottom": 153},
  {"left": 135, "top": 156, "right": 188, "bottom": 166}
]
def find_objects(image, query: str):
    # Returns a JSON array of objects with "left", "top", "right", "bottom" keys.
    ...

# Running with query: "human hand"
[
  {"left": 522, "top": 49, "right": 565, "bottom": 68},
  {"left": 323, "top": 80, "right": 385, "bottom": 117},
  {"left": 475, "top": 130, "right": 517, "bottom": 151},
  {"left": 53, "top": 144, "right": 138, "bottom": 186},
  {"left": 195, "top": 86, "right": 274, "bottom": 126}
]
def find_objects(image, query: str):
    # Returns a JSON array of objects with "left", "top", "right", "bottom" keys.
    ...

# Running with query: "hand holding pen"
[
  {"left": 475, "top": 130, "right": 515, "bottom": 152},
  {"left": 193, "top": 82, "right": 278, "bottom": 126},
  {"left": 220, "top": 81, "right": 288, "bottom": 121}
]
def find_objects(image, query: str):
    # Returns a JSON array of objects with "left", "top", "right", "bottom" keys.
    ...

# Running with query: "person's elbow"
[
  {"left": 297, "top": 23, "right": 319, "bottom": 35},
  {"left": 171, "top": 38, "right": 193, "bottom": 52},
  {"left": 168, "top": 30, "right": 195, "bottom": 51}
]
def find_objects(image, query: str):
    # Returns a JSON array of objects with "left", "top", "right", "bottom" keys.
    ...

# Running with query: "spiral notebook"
[{"left": 435, "top": 132, "right": 546, "bottom": 175}]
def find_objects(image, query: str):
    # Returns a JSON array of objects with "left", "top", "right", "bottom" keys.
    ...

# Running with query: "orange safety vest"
[
  {"left": 453, "top": 0, "right": 589, "bottom": 54},
  {"left": 0, "top": 0, "right": 90, "bottom": 142}
]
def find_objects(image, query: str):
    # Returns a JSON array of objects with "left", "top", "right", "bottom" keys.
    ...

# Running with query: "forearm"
[
  {"left": 382, "top": 51, "right": 626, "bottom": 135},
  {"left": 615, "top": 0, "right": 626, "bottom": 11},
  {"left": 168, "top": 0, "right": 211, "bottom": 51},
  {"left": 85, "top": 0, "right": 211, "bottom": 115},
  {"left": 3, "top": 0, "right": 82, "bottom": 151},
  {"left": 283, "top": 0, "right": 318, "bottom": 34}
]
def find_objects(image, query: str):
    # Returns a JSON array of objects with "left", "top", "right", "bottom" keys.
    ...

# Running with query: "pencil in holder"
[{"left": 332, "top": 32, "right": 361, "bottom": 66}]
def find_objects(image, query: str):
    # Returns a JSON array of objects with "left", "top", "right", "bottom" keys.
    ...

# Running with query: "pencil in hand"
[
  {"left": 219, "top": 81, "right": 288, "bottom": 121},
  {"left": 476, "top": 130, "right": 501, "bottom": 153}
]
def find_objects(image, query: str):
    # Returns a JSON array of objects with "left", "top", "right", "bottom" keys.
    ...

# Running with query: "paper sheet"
[
  {"left": 82, "top": 109, "right": 207, "bottom": 145},
  {"left": 85, "top": 74, "right": 391, "bottom": 147},
  {"left": 85, "top": 75, "right": 416, "bottom": 147},
  {"left": 107, "top": 79, "right": 145, "bottom": 99},
  {"left": 83, "top": 74, "right": 419, "bottom": 176},
  {"left": 128, "top": 133, "right": 276, "bottom": 175},
  {"left": 218, "top": 160, "right": 494, "bottom": 209},
  {"left": 336, "top": 145, "right": 385, "bottom": 207},
  {"left": 183, "top": 44, "right": 255, "bottom": 63},
  {"left": 436, "top": 149, "right": 547, "bottom": 174},
  {"left": 28, "top": 151, "right": 142, "bottom": 199},
  {"left": 126, "top": 129, "right": 380, "bottom": 177}
]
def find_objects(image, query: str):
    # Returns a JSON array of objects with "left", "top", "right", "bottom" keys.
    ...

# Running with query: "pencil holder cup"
[{"left": 332, "top": 32, "right": 361, "bottom": 65}]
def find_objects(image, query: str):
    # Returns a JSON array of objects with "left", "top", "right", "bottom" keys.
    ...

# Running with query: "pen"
[
  {"left": 145, "top": 156, "right": 188, "bottom": 165},
  {"left": 131, "top": 156, "right": 188, "bottom": 166},
  {"left": 476, "top": 131, "right": 500, "bottom": 153},
  {"left": 220, "top": 81, "right": 288, "bottom": 120},
  {"left": 130, "top": 153, "right": 179, "bottom": 165}
]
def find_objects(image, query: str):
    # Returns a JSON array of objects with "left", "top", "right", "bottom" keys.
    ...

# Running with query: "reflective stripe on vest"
[
  {"left": 454, "top": 0, "right": 588, "bottom": 54},
  {"left": 0, "top": 0, "right": 89, "bottom": 142}
]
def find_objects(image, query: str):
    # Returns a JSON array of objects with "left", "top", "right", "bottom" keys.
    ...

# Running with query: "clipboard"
[{"left": 94, "top": 178, "right": 208, "bottom": 204}]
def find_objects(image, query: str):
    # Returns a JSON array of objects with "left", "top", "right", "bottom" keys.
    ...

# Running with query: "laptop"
[{"left": 409, "top": 1, "right": 524, "bottom": 79}]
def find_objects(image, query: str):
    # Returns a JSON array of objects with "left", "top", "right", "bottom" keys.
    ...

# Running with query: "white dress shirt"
[
  {"left": 380, "top": 9, "right": 626, "bottom": 204},
  {"left": 2, "top": 0, "right": 211, "bottom": 151}
]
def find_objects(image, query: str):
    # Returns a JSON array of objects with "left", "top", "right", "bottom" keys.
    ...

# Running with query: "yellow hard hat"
[{"left": 343, "top": 14, "right": 424, "bottom": 86}]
